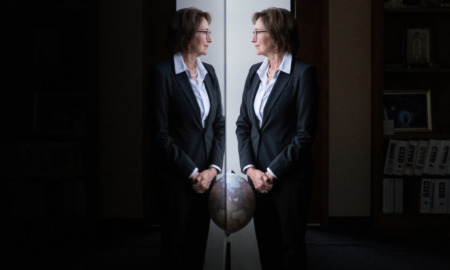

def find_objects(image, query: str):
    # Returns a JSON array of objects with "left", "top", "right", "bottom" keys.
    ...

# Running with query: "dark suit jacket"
[
  {"left": 151, "top": 59, "right": 225, "bottom": 180},
  {"left": 236, "top": 59, "right": 319, "bottom": 181}
]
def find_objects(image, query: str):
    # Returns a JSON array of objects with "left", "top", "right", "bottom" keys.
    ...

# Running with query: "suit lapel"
[
  {"left": 261, "top": 71, "right": 290, "bottom": 128},
  {"left": 248, "top": 74, "right": 261, "bottom": 129},
  {"left": 174, "top": 70, "right": 203, "bottom": 127},
  {"left": 204, "top": 73, "right": 216, "bottom": 128}
]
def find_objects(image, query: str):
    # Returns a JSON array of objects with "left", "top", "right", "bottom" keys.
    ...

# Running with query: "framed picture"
[
  {"left": 406, "top": 28, "right": 431, "bottom": 66},
  {"left": 33, "top": 92, "right": 85, "bottom": 135},
  {"left": 383, "top": 90, "right": 432, "bottom": 132}
]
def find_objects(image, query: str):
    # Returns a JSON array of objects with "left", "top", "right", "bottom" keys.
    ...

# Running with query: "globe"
[{"left": 208, "top": 172, "right": 255, "bottom": 235}]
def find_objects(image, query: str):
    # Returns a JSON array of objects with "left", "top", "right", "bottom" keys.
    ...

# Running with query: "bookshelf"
[
  {"left": 372, "top": 0, "right": 450, "bottom": 230},
  {"left": 1, "top": 2, "right": 98, "bottom": 220}
]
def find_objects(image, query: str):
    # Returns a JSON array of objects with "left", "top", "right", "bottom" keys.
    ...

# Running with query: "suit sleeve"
[
  {"left": 151, "top": 66, "right": 197, "bottom": 179},
  {"left": 208, "top": 66, "right": 225, "bottom": 171},
  {"left": 236, "top": 67, "right": 257, "bottom": 171},
  {"left": 268, "top": 65, "right": 319, "bottom": 177}
]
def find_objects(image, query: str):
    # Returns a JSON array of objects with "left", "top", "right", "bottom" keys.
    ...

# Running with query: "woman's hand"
[
  {"left": 265, "top": 171, "right": 274, "bottom": 183},
  {"left": 192, "top": 167, "right": 218, "bottom": 194},
  {"left": 247, "top": 167, "right": 273, "bottom": 193}
]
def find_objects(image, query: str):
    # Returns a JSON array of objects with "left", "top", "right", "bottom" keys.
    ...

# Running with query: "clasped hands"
[
  {"left": 246, "top": 167, "right": 274, "bottom": 193},
  {"left": 191, "top": 167, "right": 217, "bottom": 194}
]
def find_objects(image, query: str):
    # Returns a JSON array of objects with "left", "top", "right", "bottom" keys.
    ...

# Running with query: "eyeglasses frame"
[
  {"left": 252, "top": 30, "right": 268, "bottom": 38},
  {"left": 197, "top": 30, "right": 212, "bottom": 37}
]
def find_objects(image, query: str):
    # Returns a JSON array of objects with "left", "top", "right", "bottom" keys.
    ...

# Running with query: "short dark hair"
[
  {"left": 167, "top": 8, "right": 211, "bottom": 55},
  {"left": 252, "top": 8, "right": 299, "bottom": 56}
]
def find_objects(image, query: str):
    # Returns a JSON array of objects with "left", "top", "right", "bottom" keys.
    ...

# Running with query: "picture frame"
[
  {"left": 383, "top": 90, "right": 432, "bottom": 132},
  {"left": 33, "top": 92, "right": 86, "bottom": 135},
  {"left": 406, "top": 28, "right": 431, "bottom": 66}
]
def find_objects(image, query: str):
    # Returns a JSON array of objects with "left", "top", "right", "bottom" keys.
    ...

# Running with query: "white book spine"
[
  {"left": 383, "top": 178, "right": 394, "bottom": 213},
  {"left": 420, "top": 178, "right": 433, "bottom": 213},
  {"left": 394, "top": 178, "right": 403, "bottom": 213},
  {"left": 384, "top": 140, "right": 399, "bottom": 175},
  {"left": 424, "top": 139, "right": 441, "bottom": 175},
  {"left": 432, "top": 179, "right": 449, "bottom": 214},
  {"left": 394, "top": 141, "right": 408, "bottom": 175},
  {"left": 448, "top": 181, "right": 450, "bottom": 214},
  {"left": 414, "top": 140, "right": 429, "bottom": 176},
  {"left": 436, "top": 140, "right": 450, "bottom": 176},
  {"left": 404, "top": 140, "right": 418, "bottom": 176},
  {"left": 447, "top": 155, "right": 450, "bottom": 175}
]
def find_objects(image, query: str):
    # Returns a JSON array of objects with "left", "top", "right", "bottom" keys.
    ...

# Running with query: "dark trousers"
[
  {"left": 159, "top": 179, "right": 210, "bottom": 270},
  {"left": 252, "top": 179, "right": 310, "bottom": 270}
]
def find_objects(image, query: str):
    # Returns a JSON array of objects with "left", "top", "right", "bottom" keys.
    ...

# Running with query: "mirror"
[{"left": 175, "top": 1, "right": 290, "bottom": 269}]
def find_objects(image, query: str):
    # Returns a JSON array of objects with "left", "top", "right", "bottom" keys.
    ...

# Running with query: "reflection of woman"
[
  {"left": 150, "top": 8, "right": 225, "bottom": 269},
  {"left": 236, "top": 8, "right": 319, "bottom": 269}
]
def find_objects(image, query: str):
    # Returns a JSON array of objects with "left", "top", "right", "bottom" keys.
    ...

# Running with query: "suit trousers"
[
  {"left": 159, "top": 178, "right": 210, "bottom": 270},
  {"left": 252, "top": 178, "right": 310, "bottom": 270}
]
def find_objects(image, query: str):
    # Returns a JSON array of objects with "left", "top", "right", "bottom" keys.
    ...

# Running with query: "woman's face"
[
  {"left": 189, "top": 17, "right": 212, "bottom": 56},
  {"left": 252, "top": 18, "right": 276, "bottom": 56}
]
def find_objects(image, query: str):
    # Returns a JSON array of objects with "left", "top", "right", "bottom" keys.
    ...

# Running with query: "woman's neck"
[
  {"left": 181, "top": 52, "right": 198, "bottom": 80},
  {"left": 266, "top": 51, "right": 285, "bottom": 81},
  {"left": 267, "top": 51, "right": 286, "bottom": 74},
  {"left": 181, "top": 53, "right": 197, "bottom": 72}
]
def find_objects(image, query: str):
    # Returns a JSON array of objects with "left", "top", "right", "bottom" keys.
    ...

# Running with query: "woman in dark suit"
[
  {"left": 236, "top": 8, "right": 319, "bottom": 270},
  {"left": 150, "top": 8, "right": 225, "bottom": 270}
]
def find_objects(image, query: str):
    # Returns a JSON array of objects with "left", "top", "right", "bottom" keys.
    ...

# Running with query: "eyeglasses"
[
  {"left": 197, "top": 30, "right": 212, "bottom": 37},
  {"left": 252, "top": 30, "right": 268, "bottom": 38}
]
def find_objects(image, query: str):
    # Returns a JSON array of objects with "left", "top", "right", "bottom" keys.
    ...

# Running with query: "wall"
[{"left": 328, "top": 0, "right": 372, "bottom": 216}]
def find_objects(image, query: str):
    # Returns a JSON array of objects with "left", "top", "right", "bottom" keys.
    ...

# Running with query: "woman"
[
  {"left": 150, "top": 8, "right": 225, "bottom": 270},
  {"left": 236, "top": 8, "right": 319, "bottom": 270}
]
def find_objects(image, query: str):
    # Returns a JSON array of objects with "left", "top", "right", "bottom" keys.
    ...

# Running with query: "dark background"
[{"left": 0, "top": 1, "right": 174, "bottom": 267}]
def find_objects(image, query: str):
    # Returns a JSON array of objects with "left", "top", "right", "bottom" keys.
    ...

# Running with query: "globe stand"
[
  {"left": 225, "top": 237, "right": 231, "bottom": 270},
  {"left": 208, "top": 172, "right": 256, "bottom": 270}
]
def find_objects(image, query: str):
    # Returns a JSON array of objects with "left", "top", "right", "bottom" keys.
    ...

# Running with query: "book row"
[
  {"left": 384, "top": 139, "right": 450, "bottom": 176},
  {"left": 383, "top": 178, "right": 450, "bottom": 214}
]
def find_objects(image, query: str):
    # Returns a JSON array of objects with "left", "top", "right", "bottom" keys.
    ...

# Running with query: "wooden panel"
[
  {"left": 294, "top": 0, "right": 329, "bottom": 226},
  {"left": 143, "top": 0, "right": 176, "bottom": 223}
]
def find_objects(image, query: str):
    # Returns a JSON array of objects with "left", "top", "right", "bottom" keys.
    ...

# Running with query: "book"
[
  {"left": 383, "top": 178, "right": 394, "bottom": 213},
  {"left": 394, "top": 178, "right": 404, "bottom": 213},
  {"left": 424, "top": 139, "right": 441, "bottom": 175},
  {"left": 384, "top": 140, "right": 399, "bottom": 175},
  {"left": 432, "top": 179, "right": 449, "bottom": 214},
  {"left": 419, "top": 178, "right": 433, "bottom": 213},
  {"left": 394, "top": 140, "right": 408, "bottom": 175},
  {"left": 447, "top": 154, "right": 450, "bottom": 175},
  {"left": 414, "top": 140, "right": 429, "bottom": 176},
  {"left": 447, "top": 151, "right": 450, "bottom": 175},
  {"left": 382, "top": 178, "right": 403, "bottom": 213},
  {"left": 404, "top": 140, "right": 418, "bottom": 176},
  {"left": 448, "top": 182, "right": 450, "bottom": 214},
  {"left": 436, "top": 140, "right": 450, "bottom": 176}
]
